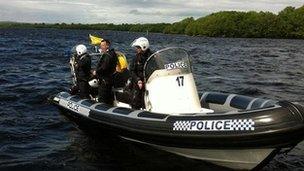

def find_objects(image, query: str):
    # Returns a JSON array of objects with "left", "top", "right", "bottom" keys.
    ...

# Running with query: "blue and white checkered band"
[{"left": 173, "top": 119, "right": 255, "bottom": 131}]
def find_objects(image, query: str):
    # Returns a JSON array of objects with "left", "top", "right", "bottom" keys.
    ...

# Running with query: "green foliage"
[
  {"left": 183, "top": 5, "right": 304, "bottom": 38},
  {"left": 188, "top": 11, "right": 245, "bottom": 37},
  {"left": 278, "top": 6, "right": 304, "bottom": 38},
  {"left": 1, "top": 5, "right": 304, "bottom": 39},
  {"left": 0, "top": 22, "right": 170, "bottom": 34},
  {"left": 163, "top": 17, "right": 194, "bottom": 34}
]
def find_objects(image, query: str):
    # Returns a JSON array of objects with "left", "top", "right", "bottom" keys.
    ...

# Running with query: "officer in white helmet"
[
  {"left": 130, "top": 37, "right": 153, "bottom": 109},
  {"left": 74, "top": 44, "right": 91, "bottom": 98},
  {"left": 130, "top": 37, "right": 153, "bottom": 82}
]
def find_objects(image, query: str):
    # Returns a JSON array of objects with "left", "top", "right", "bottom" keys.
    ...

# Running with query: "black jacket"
[
  {"left": 96, "top": 49, "right": 118, "bottom": 83},
  {"left": 130, "top": 48, "right": 153, "bottom": 81},
  {"left": 75, "top": 53, "right": 91, "bottom": 82}
]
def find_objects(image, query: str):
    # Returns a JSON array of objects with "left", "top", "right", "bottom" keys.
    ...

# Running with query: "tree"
[{"left": 163, "top": 17, "right": 194, "bottom": 34}]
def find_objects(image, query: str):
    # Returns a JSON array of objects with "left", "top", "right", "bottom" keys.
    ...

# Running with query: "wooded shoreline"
[{"left": 1, "top": 5, "right": 303, "bottom": 39}]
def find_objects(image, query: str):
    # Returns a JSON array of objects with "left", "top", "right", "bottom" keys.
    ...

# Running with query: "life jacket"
[{"left": 115, "top": 51, "right": 128, "bottom": 73}]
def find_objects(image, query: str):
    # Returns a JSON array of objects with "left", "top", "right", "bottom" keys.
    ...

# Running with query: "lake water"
[{"left": 0, "top": 28, "right": 303, "bottom": 170}]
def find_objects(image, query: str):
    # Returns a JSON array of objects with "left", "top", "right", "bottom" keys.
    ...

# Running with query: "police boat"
[{"left": 50, "top": 47, "right": 304, "bottom": 170}]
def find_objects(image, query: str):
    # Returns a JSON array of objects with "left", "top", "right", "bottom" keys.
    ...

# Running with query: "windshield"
[{"left": 144, "top": 47, "right": 192, "bottom": 81}]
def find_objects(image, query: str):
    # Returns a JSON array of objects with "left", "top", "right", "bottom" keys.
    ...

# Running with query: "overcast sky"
[{"left": 1, "top": 0, "right": 303, "bottom": 24}]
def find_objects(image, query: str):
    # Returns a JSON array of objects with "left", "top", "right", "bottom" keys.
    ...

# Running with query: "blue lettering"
[
  {"left": 215, "top": 121, "right": 223, "bottom": 130},
  {"left": 67, "top": 101, "right": 79, "bottom": 112},
  {"left": 197, "top": 122, "right": 204, "bottom": 130},
  {"left": 205, "top": 121, "right": 211, "bottom": 130},
  {"left": 190, "top": 122, "right": 196, "bottom": 129},
  {"left": 224, "top": 120, "right": 230, "bottom": 130},
  {"left": 170, "top": 63, "right": 175, "bottom": 69}
]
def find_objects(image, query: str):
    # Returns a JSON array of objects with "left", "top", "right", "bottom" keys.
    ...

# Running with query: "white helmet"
[
  {"left": 88, "top": 79, "right": 99, "bottom": 88},
  {"left": 131, "top": 37, "right": 149, "bottom": 51},
  {"left": 76, "top": 44, "right": 87, "bottom": 56}
]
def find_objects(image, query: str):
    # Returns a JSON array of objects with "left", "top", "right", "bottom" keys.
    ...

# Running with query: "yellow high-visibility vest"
[{"left": 115, "top": 51, "right": 128, "bottom": 72}]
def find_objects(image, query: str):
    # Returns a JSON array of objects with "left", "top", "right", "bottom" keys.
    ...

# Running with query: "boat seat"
[
  {"left": 113, "top": 88, "right": 132, "bottom": 104},
  {"left": 201, "top": 92, "right": 277, "bottom": 111}
]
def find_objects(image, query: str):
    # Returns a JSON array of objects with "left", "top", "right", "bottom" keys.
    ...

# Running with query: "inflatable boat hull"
[{"left": 50, "top": 92, "right": 304, "bottom": 170}]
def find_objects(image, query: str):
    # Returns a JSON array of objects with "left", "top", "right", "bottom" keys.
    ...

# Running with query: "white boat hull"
[{"left": 121, "top": 136, "right": 275, "bottom": 170}]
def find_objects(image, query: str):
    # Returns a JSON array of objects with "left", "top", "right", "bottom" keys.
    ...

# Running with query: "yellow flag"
[{"left": 89, "top": 34, "right": 103, "bottom": 45}]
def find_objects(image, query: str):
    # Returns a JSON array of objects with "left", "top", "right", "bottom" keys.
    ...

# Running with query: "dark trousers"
[
  {"left": 98, "top": 80, "right": 114, "bottom": 105},
  {"left": 113, "top": 69, "right": 131, "bottom": 88},
  {"left": 131, "top": 89, "right": 145, "bottom": 109},
  {"left": 78, "top": 81, "right": 90, "bottom": 98}
]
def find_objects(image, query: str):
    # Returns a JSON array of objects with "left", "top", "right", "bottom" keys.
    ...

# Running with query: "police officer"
[
  {"left": 130, "top": 37, "right": 153, "bottom": 82},
  {"left": 130, "top": 37, "right": 153, "bottom": 109},
  {"left": 74, "top": 44, "right": 91, "bottom": 98},
  {"left": 93, "top": 39, "right": 117, "bottom": 105}
]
